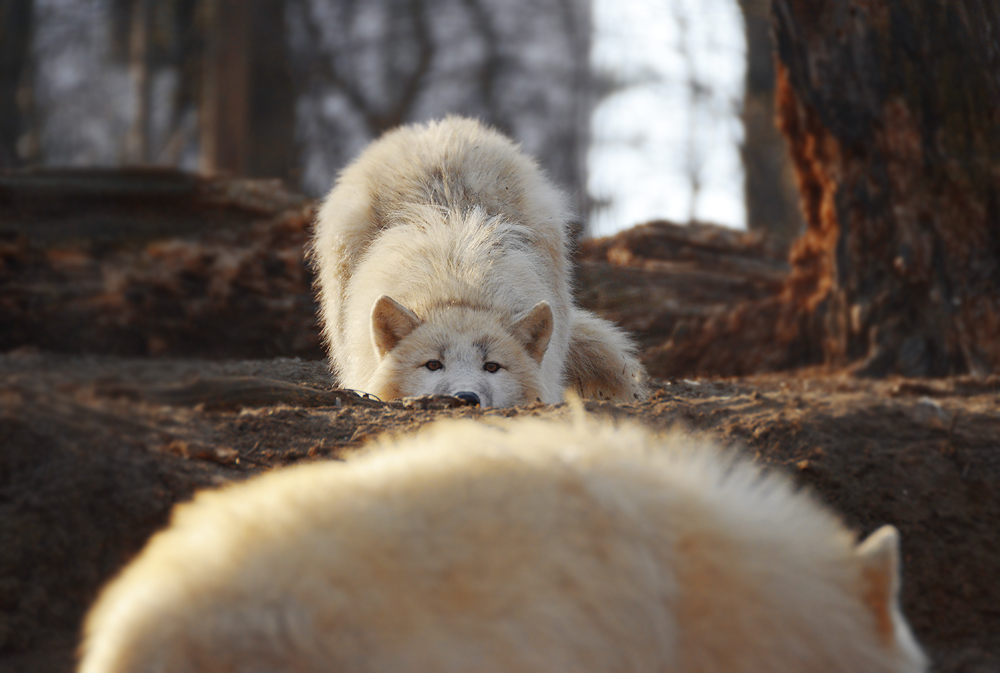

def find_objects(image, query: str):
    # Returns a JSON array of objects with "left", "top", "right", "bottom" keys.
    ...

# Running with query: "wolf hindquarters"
[
  {"left": 565, "top": 308, "right": 647, "bottom": 402},
  {"left": 79, "top": 416, "right": 926, "bottom": 673},
  {"left": 310, "top": 116, "right": 647, "bottom": 406}
]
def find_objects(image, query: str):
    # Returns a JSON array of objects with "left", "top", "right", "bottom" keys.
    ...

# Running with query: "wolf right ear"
[
  {"left": 856, "top": 525, "right": 929, "bottom": 668},
  {"left": 856, "top": 525, "right": 903, "bottom": 644},
  {"left": 512, "top": 301, "right": 553, "bottom": 365},
  {"left": 371, "top": 295, "right": 422, "bottom": 358}
]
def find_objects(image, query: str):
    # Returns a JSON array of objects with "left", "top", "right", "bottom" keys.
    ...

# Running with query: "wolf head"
[{"left": 367, "top": 295, "right": 553, "bottom": 407}]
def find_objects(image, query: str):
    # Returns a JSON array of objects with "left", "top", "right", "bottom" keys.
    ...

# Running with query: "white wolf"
[
  {"left": 310, "top": 116, "right": 646, "bottom": 407},
  {"left": 80, "top": 416, "right": 926, "bottom": 673}
]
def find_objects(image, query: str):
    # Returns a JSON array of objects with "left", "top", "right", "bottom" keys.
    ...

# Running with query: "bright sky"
[{"left": 588, "top": 0, "right": 746, "bottom": 237}]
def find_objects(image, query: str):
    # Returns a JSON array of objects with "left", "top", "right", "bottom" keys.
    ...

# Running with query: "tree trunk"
[
  {"left": 0, "top": 0, "right": 33, "bottom": 169},
  {"left": 736, "top": 0, "right": 804, "bottom": 244},
  {"left": 773, "top": 0, "right": 1000, "bottom": 377},
  {"left": 124, "top": 0, "right": 154, "bottom": 164},
  {"left": 199, "top": 0, "right": 251, "bottom": 176},
  {"left": 246, "top": 0, "right": 297, "bottom": 184}
]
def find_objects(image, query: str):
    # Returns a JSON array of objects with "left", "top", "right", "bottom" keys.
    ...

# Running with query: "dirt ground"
[{"left": 2, "top": 351, "right": 999, "bottom": 672}]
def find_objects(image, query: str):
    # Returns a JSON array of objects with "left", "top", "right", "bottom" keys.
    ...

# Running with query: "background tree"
[
  {"left": 110, "top": 0, "right": 296, "bottom": 179},
  {"left": 736, "top": 0, "right": 802, "bottom": 243},
  {"left": 246, "top": 0, "right": 298, "bottom": 182},
  {"left": 123, "top": 0, "right": 153, "bottom": 163},
  {"left": 0, "top": 0, "right": 34, "bottom": 169},
  {"left": 773, "top": 0, "right": 1000, "bottom": 376},
  {"left": 286, "top": 0, "right": 592, "bottom": 217},
  {"left": 199, "top": 0, "right": 251, "bottom": 175},
  {"left": 12, "top": 0, "right": 590, "bottom": 215}
]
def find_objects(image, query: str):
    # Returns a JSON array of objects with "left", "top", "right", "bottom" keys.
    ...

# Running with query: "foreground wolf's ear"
[
  {"left": 855, "top": 525, "right": 902, "bottom": 644},
  {"left": 371, "top": 295, "right": 423, "bottom": 358},
  {"left": 512, "top": 301, "right": 553, "bottom": 365}
]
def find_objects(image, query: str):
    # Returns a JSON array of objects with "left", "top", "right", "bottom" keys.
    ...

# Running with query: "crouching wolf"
[
  {"left": 310, "top": 117, "right": 646, "bottom": 406},
  {"left": 80, "top": 417, "right": 926, "bottom": 673}
]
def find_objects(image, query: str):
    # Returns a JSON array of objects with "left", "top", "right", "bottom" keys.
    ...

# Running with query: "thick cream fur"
[
  {"left": 80, "top": 416, "right": 926, "bottom": 673},
  {"left": 565, "top": 307, "right": 647, "bottom": 401},
  {"left": 310, "top": 116, "right": 646, "bottom": 405}
]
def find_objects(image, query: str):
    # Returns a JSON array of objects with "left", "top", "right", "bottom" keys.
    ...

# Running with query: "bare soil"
[{"left": 1, "top": 352, "right": 999, "bottom": 672}]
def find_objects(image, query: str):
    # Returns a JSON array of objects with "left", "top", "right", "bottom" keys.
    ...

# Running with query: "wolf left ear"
[
  {"left": 856, "top": 525, "right": 902, "bottom": 643},
  {"left": 511, "top": 301, "right": 553, "bottom": 365},
  {"left": 371, "top": 295, "right": 422, "bottom": 358}
]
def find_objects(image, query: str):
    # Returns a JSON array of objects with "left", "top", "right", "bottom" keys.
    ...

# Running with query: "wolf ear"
[
  {"left": 371, "top": 295, "right": 422, "bottom": 358},
  {"left": 511, "top": 301, "right": 553, "bottom": 365},
  {"left": 856, "top": 525, "right": 902, "bottom": 643}
]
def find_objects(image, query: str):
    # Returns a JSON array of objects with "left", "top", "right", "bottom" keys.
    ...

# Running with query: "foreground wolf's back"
[{"left": 80, "top": 417, "right": 926, "bottom": 673}]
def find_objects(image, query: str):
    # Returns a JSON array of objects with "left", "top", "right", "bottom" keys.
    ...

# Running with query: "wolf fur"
[
  {"left": 310, "top": 116, "right": 646, "bottom": 406},
  {"left": 80, "top": 416, "right": 926, "bottom": 673}
]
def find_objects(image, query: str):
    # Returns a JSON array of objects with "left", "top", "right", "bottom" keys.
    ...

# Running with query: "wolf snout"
[{"left": 453, "top": 391, "right": 481, "bottom": 407}]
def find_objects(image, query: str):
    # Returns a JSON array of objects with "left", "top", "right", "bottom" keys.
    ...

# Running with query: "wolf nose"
[{"left": 454, "top": 391, "right": 481, "bottom": 406}]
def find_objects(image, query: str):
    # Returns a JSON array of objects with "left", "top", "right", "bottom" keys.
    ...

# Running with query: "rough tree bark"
[{"left": 773, "top": 0, "right": 1000, "bottom": 377}]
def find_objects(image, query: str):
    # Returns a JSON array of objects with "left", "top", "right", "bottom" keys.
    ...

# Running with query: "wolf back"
[{"left": 79, "top": 415, "right": 927, "bottom": 673}]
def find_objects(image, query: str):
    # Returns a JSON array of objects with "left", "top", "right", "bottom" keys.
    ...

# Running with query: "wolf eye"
[
  {"left": 483, "top": 361, "right": 502, "bottom": 374},
  {"left": 424, "top": 360, "right": 443, "bottom": 371}
]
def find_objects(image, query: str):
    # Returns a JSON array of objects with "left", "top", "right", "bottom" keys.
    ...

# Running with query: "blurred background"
[{"left": 0, "top": 0, "right": 803, "bottom": 240}]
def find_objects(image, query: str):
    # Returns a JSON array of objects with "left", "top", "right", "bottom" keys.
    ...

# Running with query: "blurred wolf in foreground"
[
  {"left": 310, "top": 116, "right": 646, "bottom": 406},
  {"left": 80, "top": 416, "right": 926, "bottom": 673}
]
